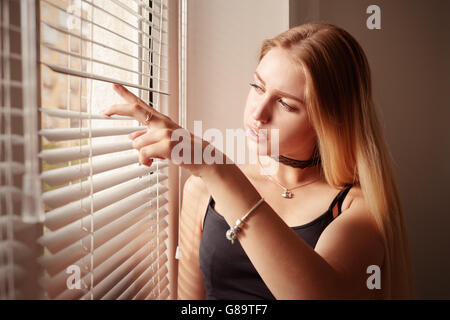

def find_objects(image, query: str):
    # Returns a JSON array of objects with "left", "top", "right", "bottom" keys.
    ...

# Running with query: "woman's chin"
[{"left": 246, "top": 137, "right": 273, "bottom": 155}]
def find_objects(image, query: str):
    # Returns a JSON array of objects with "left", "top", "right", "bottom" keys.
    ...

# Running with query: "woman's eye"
[
  {"left": 249, "top": 83, "right": 297, "bottom": 112},
  {"left": 279, "top": 100, "right": 296, "bottom": 112},
  {"left": 249, "top": 83, "right": 263, "bottom": 93}
]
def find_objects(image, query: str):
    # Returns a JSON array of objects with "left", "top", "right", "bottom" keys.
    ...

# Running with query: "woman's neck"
[{"left": 257, "top": 155, "right": 324, "bottom": 187}]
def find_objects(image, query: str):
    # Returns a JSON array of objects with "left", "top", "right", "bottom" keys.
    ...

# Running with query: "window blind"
[
  {"left": 1, "top": 0, "right": 43, "bottom": 300},
  {"left": 38, "top": 0, "right": 171, "bottom": 300}
]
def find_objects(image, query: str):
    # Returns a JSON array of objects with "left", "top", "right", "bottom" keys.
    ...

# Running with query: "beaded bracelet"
[{"left": 225, "top": 197, "right": 265, "bottom": 244}]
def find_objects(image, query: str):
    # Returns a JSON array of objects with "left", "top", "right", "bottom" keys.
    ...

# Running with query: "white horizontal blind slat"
[
  {"left": 0, "top": 187, "right": 22, "bottom": 201},
  {"left": 40, "top": 107, "right": 135, "bottom": 121},
  {"left": 41, "top": 152, "right": 140, "bottom": 186},
  {"left": 0, "top": 162, "right": 25, "bottom": 175},
  {"left": 0, "top": 241, "right": 32, "bottom": 263},
  {"left": 42, "top": 63, "right": 169, "bottom": 95},
  {"left": 0, "top": 22, "right": 21, "bottom": 32},
  {"left": 39, "top": 126, "right": 147, "bottom": 141},
  {"left": 0, "top": 134, "right": 24, "bottom": 145},
  {"left": 0, "top": 107, "right": 23, "bottom": 116},
  {"left": 0, "top": 79, "right": 22, "bottom": 87},
  {"left": 42, "top": 162, "right": 167, "bottom": 208},
  {"left": 0, "top": 51, "right": 21, "bottom": 60},
  {"left": 0, "top": 216, "right": 30, "bottom": 233},
  {"left": 44, "top": 172, "right": 167, "bottom": 231},
  {"left": 39, "top": 141, "right": 133, "bottom": 164}
]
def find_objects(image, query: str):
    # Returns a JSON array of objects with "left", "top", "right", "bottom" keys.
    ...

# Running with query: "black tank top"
[{"left": 199, "top": 184, "right": 353, "bottom": 300}]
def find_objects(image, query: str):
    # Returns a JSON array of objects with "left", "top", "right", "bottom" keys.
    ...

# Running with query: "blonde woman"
[{"left": 102, "top": 23, "right": 415, "bottom": 299}]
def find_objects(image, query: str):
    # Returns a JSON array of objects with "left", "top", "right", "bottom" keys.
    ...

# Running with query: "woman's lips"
[{"left": 246, "top": 126, "right": 267, "bottom": 142}]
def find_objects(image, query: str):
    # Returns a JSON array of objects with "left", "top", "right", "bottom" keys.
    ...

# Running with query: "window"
[{"left": 1, "top": 0, "right": 176, "bottom": 300}]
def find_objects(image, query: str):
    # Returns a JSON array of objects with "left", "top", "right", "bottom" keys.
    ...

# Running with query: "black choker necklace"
[{"left": 270, "top": 154, "right": 321, "bottom": 169}]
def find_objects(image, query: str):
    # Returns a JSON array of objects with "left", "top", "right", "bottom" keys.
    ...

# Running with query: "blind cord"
[
  {"left": 175, "top": 0, "right": 187, "bottom": 263},
  {"left": 88, "top": 1, "right": 95, "bottom": 300}
]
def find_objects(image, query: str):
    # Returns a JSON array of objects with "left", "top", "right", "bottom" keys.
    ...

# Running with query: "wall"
[
  {"left": 186, "top": 0, "right": 289, "bottom": 136},
  {"left": 184, "top": 0, "right": 289, "bottom": 170}
]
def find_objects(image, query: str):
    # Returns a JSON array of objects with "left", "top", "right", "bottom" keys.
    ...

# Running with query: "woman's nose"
[{"left": 251, "top": 97, "right": 271, "bottom": 124}]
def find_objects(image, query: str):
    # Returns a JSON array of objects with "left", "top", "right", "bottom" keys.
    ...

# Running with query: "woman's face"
[{"left": 243, "top": 47, "right": 317, "bottom": 159}]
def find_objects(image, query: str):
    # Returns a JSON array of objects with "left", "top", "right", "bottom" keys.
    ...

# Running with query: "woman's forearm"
[{"left": 198, "top": 161, "right": 349, "bottom": 299}]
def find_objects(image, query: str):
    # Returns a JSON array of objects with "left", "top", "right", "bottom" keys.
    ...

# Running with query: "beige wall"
[
  {"left": 182, "top": 0, "right": 290, "bottom": 185},
  {"left": 186, "top": 0, "right": 289, "bottom": 137},
  {"left": 183, "top": 0, "right": 450, "bottom": 298}
]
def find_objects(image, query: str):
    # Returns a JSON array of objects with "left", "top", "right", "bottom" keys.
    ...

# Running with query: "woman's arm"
[
  {"left": 198, "top": 163, "right": 385, "bottom": 299},
  {"left": 177, "top": 175, "right": 208, "bottom": 299}
]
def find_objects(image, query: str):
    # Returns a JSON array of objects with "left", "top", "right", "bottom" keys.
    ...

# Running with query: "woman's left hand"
[{"left": 101, "top": 84, "right": 211, "bottom": 176}]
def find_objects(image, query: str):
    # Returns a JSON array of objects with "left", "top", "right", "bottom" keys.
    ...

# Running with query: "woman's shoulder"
[
  {"left": 183, "top": 174, "right": 208, "bottom": 194},
  {"left": 182, "top": 175, "right": 211, "bottom": 228},
  {"left": 327, "top": 184, "right": 384, "bottom": 260},
  {"left": 183, "top": 174, "right": 211, "bottom": 205},
  {"left": 341, "top": 184, "right": 363, "bottom": 212}
]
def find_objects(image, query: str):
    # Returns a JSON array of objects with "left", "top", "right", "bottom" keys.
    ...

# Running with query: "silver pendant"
[{"left": 281, "top": 190, "right": 293, "bottom": 198}]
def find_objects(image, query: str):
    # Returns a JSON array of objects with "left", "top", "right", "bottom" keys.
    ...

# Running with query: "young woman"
[{"left": 102, "top": 23, "right": 415, "bottom": 299}]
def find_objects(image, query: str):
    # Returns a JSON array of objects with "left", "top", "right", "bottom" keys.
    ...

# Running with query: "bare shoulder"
[
  {"left": 183, "top": 174, "right": 209, "bottom": 195},
  {"left": 318, "top": 185, "right": 384, "bottom": 259},
  {"left": 315, "top": 185, "right": 386, "bottom": 298},
  {"left": 340, "top": 184, "right": 362, "bottom": 212},
  {"left": 182, "top": 175, "right": 211, "bottom": 230}
]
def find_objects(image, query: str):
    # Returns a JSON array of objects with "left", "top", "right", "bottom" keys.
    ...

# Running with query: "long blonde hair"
[{"left": 260, "top": 23, "right": 415, "bottom": 299}]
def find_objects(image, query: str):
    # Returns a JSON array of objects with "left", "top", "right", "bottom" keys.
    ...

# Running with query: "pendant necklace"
[{"left": 257, "top": 156, "right": 321, "bottom": 199}]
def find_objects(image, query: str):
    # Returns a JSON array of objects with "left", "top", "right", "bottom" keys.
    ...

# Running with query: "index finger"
[{"left": 113, "top": 84, "right": 146, "bottom": 105}]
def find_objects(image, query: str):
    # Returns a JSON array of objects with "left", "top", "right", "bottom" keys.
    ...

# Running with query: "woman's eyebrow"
[{"left": 254, "top": 71, "right": 305, "bottom": 104}]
